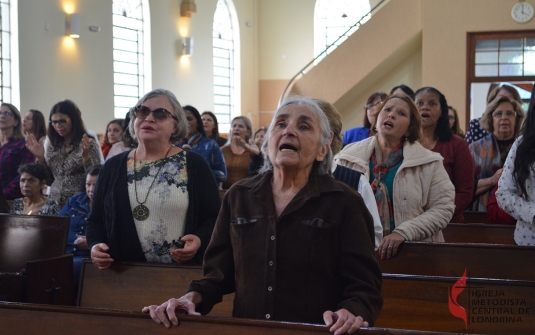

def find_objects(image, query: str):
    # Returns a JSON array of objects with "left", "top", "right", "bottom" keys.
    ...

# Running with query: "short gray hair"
[
  {"left": 260, "top": 96, "right": 333, "bottom": 176},
  {"left": 129, "top": 88, "right": 188, "bottom": 143}
]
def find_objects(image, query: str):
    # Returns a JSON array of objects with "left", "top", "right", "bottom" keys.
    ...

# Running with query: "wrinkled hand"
[
  {"left": 378, "top": 232, "right": 406, "bottom": 260},
  {"left": 81, "top": 134, "right": 93, "bottom": 162},
  {"left": 74, "top": 234, "right": 89, "bottom": 250},
  {"left": 91, "top": 243, "right": 114, "bottom": 269},
  {"left": 142, "top": 292, "right": 202, "bottom": 328},
  {"left": 25, "top": 134, "right": 45, "bottom": 162},
  {"left": 170, "top": 234, "right": 201, "bottom": 263},
  {"left": 323, "top": 309, "right": 368, "bottom": 335}
]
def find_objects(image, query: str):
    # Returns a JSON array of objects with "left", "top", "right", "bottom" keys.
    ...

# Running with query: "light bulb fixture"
[
  {"left": 67, "top": 13, "right": 81, "bottom": 38},
  {"left": 181, "top": 37, "right": 193, "bottom": 56},
  {"left": 180, "top": 0, "right": 197, "bottom": 17}
]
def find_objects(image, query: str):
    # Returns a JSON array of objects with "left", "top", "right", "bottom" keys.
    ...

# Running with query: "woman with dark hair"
[
  {"left": 0, "top": 103, "right": 35, "bottom": 200},
  {"left": 22, "top": 109, "right": 47, "bottom": 144},
  {"left": 60, "top": 164, "right": 101, "bottom": 284},
  {"left": 107, "top": 111, "right": 138, "bottom": 160},
  {"left": 390, "top": 85, "right": 415, "bottom": 100},
  {"left": 496, "top": 86, "right": 535, "bottom": 245},
  {"left": 469, "top": 96, "right": 525, "bottom": 212},
  {"left": 25, "top": 99, "right": 102, "bottom": 202},
  {"left": 181, "top": 105, "right": 227, "bottom": 183},
  {"left": 87, "top": 89, "right": 220, "bottom": 268},
  {"left": 336, "top": 95, "right": 454, "bottom": 258},
  {"left": 247, "top": 126, "right": 267, "bottom": 176},
  {"left": 201, "top": 111, "right": 227, "bottom": 147},
  {"left": 415, "top": 87, "right": 474, "bottom": 223},
  {"left": 101, "top": 119, "right": 123, "bottom": 159},
  {"left": 10, "top": 163, "right": 59, "bottom": 215},
  {"left": 343, "top": 92, "right": 387, "bottom": 146},
  {"left": 448, "top": 106, "right": 465, "bottom": 137}
]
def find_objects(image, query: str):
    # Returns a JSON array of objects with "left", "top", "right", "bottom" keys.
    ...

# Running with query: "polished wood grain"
[{"left": 443, "top": 223, "right": 515, "bottom": 245}]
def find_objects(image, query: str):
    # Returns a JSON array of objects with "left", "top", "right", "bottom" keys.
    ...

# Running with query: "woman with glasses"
[
  {"left": 469, "top": 96, "right": 525, "bottom": 212},
  {"left": 26, "top": 100, "right": 102, "bottom": 202},
  {"left": 415, "top": 87, "right": 474, "bottom": 223},
  {"left": 342, "top": 92, "right": 387, "bottom": 146},
  {"left": 0, "top": 103, "right": 36, "bottom": 200},
  {"left": 87, "top": 89, "right": 220, "bottom": 268}
]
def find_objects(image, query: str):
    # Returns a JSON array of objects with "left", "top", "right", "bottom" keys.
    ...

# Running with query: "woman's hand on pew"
[
  {"left": 378, "top": 233, "right": 406, "bottom": 260},
  {"left": 170, "top": 234, "right": 201, "bottom": 263},
  {"left": 323, "top": 309, "right": 368, "bottom": 334},
  {"left": 90, "top": 243, "right": 114, "bottom": 269},
  {"left": 142, "top": 292, "right": 202, "bottom": 328}
]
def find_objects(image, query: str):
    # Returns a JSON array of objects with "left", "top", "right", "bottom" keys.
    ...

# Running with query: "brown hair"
[
  {"left": 1, "top": 103, "right": 23, "bottom": 140},
  {"left": 314, "top": 99, "right": 342, "bottom": 155},
  {"left": 480, "top": 96, "right": 524, "bottom": 135},
  {"left": 487, "top": 84, "right": 522, "bottom": 104},
  {"left": 363, "top": 92, "right": 387, "bottom": 128},
  {"left": 448, "top": 106, "right": 465, "bottom": 137},
  {"left": 102, "top": 119, "right": 124, "bottom": 145},
  {"left": 371, "top": 95, "right": 421, "bottom": 143}
]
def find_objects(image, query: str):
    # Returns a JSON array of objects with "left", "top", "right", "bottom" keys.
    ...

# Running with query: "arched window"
[
  {"left": 314, "top": 0, "right": 370, "bottom": 60},
  {"left": 113, "top": 0, "right": 151, "bottom": 118},
  {"left": 213, "top": 0, "right": 240, "bottom": 133},
  {"left": 0, "top": 0, "right": 18, "bottom": 105}
]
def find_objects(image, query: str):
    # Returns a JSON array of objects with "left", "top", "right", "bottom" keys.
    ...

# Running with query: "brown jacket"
[{"left": 189, "top": 171, "right": 383, "bottom": 325}]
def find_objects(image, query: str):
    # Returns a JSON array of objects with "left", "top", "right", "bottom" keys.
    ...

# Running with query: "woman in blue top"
[
  {"left": 180, "top": 105, "right": 227, "bottom": 183},
  {"left": 343, "top": 92, "right": 387, "bottom": 146},
  {"left": 60, "top": 164, "right": 101, "bottom": 285}
]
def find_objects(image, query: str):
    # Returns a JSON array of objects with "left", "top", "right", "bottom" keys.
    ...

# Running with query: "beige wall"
[
  {"left": 421, "top": 0, "right": 535, "bottom": 129},
  {"left": 18, "top": 0, "right": 114, "bottom": 133}
]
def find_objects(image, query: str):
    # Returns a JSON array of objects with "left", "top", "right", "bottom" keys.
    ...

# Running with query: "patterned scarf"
[{"left": 370, "top": 143, "right": 404, "bottom": 235}]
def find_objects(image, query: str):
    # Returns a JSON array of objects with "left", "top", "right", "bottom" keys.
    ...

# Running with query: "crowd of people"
[{"left": 1, "top": 82, "right": 534, "bottom": 332}]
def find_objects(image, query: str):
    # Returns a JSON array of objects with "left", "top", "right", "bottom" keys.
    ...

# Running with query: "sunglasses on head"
[{"left": 134, "top": 106, "right": 177, "bottom": 122}]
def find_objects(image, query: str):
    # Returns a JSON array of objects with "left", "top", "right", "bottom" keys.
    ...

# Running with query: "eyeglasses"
[
  {"left": 50, "top": 119, "right": 69, "bottom": 126},
  {"left": 492, "top": 110, "right": 516, "bottom": 118},
  {"left": 365, "top": 102, "right": 382, "bottom": 110},
  {"left": 0, "top": 111, "right": 14, "bottom": 118},
  {"left": 134, "top": 106, "right": 177, "bottom": 122}
]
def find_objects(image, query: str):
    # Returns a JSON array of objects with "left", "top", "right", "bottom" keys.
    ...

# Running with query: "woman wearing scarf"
[{"left": 336, "top": 94, "right": 454, "bottom": 260}]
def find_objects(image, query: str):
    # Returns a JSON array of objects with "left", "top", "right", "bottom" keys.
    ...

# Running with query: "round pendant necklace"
[{"left": 132, "top": 145, "right": 173, "bottom": 221}]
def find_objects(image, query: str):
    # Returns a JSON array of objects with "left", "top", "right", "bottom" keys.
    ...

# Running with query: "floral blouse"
[{"left": 10, "top": 198, "right": 60, "bottom": 216}]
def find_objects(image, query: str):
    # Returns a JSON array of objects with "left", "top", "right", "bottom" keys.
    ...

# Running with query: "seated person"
[
  {"left": 60, "top": 164, "right": 101, "bottom": 284},
  {"left": 10, "top": 163, "right": 59, "bottom": 215},
  {"left": 336, "top": 95, "right": 455, "bottom": 260},
  {"left": 143, "top": 96, "right": 382, "bottom": 334}
]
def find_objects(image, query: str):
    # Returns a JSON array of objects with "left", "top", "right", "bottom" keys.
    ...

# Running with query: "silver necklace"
[{"left": 132, "top": 145, "right": 173, "bottom": 221}]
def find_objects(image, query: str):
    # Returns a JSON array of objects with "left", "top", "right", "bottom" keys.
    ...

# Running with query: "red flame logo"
[{"left": 448, "top": 269, "right": 467, "bottom": 328}]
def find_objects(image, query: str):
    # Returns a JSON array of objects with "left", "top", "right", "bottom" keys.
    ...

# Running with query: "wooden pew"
[
  {"left": 442, "top": 223, "right": 515, "bottom": 245},
  {"left": 0, "top": 214, "right": 73, "bottom": 305},
  {"left": 377, "top": 242, "right": 535, "bottom": 281},
  {"left": 0, "top": 214, "right": 70, "bottom": 272},
  {"left": 0, "top": 301, "right": 463, "bottom": 335},
  {"left": 77, "top": 261, "right": 535, "bottom": 334},
  {"left": 378, "top": 273, "right": 535, "bottom": 334},
  {"left": 77, "top": 260, "right": 233, "bottom": 317},
  {"left": 0, "top": 189, "right": 8, "bottom": 214},
  {"left": 463, "top": 211, "right": 490, "bottom": 224}
]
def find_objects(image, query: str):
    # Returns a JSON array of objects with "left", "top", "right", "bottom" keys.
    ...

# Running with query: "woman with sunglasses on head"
[
  {"left": 342, "top": 92, "right": 387, "bottom": 146},
  {"left": 87, "top": 89, "right": 221, "bottom": 268},
  {"left": 0, "top": 103, "right": 36, "bottom": 200},
  {"left": 26, "top": 100, "right": 102, "bottom": 202},
  {"left": 469, "top": 96, "right": 525, "bottom": 212}
]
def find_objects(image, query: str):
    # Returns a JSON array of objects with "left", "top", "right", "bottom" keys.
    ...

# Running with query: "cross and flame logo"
[{"left": 448, "top": 268, "right": 467, "bottom": 328}]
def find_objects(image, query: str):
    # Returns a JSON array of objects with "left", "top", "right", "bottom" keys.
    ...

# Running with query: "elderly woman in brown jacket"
[{"left": 144, "top": 96, "right": 383, "bottom": 334}]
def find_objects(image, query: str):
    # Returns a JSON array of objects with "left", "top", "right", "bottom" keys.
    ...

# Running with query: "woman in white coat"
[{"left": 336, "top": 94, "right": 455, "bottom": 260}]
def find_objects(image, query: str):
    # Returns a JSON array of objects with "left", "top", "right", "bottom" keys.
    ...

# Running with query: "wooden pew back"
[
  {"left": 378, "top": 273, "right": 535, "bottom": 334},
  {"left": 0, "top": 214, "right": 70, "bottom": 272},
  {"left": 378, "top": 242, "right": 535, "bottom": 281},
  {"left": 463, "top": 211, "right": 490, "bottom": 224},
  {"left": 78, "top": 260, "right": 233, "bottom": 317},
  {"left": 0, "top": 302, "right": 459, "bottom": 335},
  {"left": 442, "top": 223, "right": 515, "bottom": 245}
]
